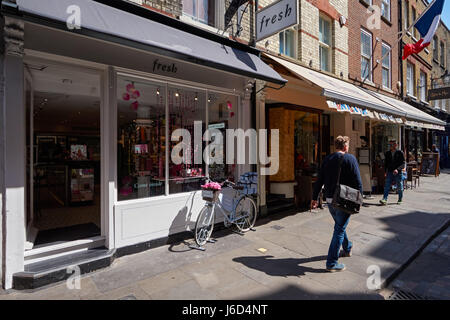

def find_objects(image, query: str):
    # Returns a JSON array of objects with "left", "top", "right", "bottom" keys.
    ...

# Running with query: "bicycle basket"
[{"left": 202, "top": 189, "right": 219, "bottom": 202}]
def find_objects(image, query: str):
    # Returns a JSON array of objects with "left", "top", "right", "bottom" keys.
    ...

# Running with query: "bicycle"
[{"left": 192, "top": 179, "right": 258, "bottom": 250}]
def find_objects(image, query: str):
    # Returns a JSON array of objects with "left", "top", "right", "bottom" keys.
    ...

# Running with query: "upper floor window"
[
  {"left": 419, "top": 71, "right": 427, "bottom": 102},
  {"left": 440, "top": 42, "right": 445, "bottom": 66},
  {"left": 404, "top": 1, "right": 409, "bottom": 31},
  {"left": 411, "top": 7, "right": 418, "bottom": 39},
  {"left": 382, "top": 43, "right": 391, "bottom": 89},
  {"left": 279, "top": 29, "right": 296, "bottom": 58},
  {"left": 406, "top": 62, "right": 415, "bottom": 96},
  {"left": 433, "top": 36, "right": 439, "bottom": 60},
  {"left": 361, "top": 29, "right": 373, "bottom": 81},
  {"left": 381, "top": 0, "right": 391, "bottom": 21},
  {"left": 183, "top": 0, "right": 216, "bottom": 27},
  {"left": 319, "top": 16, "right": 332, "bottom": 72}
]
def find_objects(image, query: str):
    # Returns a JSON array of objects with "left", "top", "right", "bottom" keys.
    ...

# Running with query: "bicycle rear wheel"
[
  {"left": 234, "top": 196, "right": 257, "bottom": 232},
  {"left": 195, "top": 205, "right": 215, "bottom": 246}
]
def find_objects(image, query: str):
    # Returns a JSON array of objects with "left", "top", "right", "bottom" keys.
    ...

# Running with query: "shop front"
[
  {"left": 258, "top": 54, "right": 406, "bottom": 210},
  {"left": 0, "top": 0, "right": 285, "bottom": 289}
]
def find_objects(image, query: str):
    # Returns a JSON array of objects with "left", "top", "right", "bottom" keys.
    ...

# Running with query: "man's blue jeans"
[
  {"left": 326, "top": 206, "right": 352, "bottom": 268},
  {"left": 383, "top": 171, "right": 403, "bottom": 201}
]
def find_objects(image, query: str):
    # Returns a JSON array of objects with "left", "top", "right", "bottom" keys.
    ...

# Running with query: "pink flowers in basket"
[{"left": 201, "top": 182, "right": 222, "bottom": 191}]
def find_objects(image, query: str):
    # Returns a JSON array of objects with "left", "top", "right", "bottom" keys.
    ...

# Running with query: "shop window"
[
  {"left": 168, "top": 85, "right": 206, "bottom": 194},
  {"left": 319, "top": 16, "right": 331, "bottom": 72},
  {"left": 419, "top": 71, "right": 427, "bottom": 102},
  {"left": 294, "top": 111, "right": 320, "bottom": 177},
  {"left": 381, "top": 0, "right": 391, "bottom": 21},
  {"left": 183, "top": 0, "right": 216, "bottom": 27},
  {"left": 361, "top": 29, "right": 373, "bottom": 81},
  {"left": 382, "top": 43, "right": 391, "bottom": 89},
  {"left": 279, "top": 29, "right": 296, "bottom": 58},
  {"left": 406, "top": 62, "right": 415, "bottom": 96},
  {"left": 207, "top": 92, "right": 239, "bottom": 182},
  {"left": 117, "top": 78, "right": 166, "bottom": 201}
]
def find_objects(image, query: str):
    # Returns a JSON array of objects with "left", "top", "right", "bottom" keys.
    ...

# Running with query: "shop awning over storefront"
[
  {"left": 365, "top": 90, "right": 447, "bottom": 131},
  {"left": 265, "top": 54, "right": 405, "bottom": 118},
  {"left": 3, "top": 0, "right": 286, "bottom": 85}
]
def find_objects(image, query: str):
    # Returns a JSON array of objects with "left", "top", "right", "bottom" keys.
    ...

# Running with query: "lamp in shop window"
[{"left": 156, "top": 88, "right": 160, "bottom": 95}]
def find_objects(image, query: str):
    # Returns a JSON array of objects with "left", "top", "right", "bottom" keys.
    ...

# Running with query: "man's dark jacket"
[
  {"left": 384, "top": 149, "right": 405, "bottom": 173},
  {"left": 312, "top": 152, "right": 363, "bottom": 200}
]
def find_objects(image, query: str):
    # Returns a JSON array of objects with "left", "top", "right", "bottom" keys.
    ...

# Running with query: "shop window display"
[
  {"left": 294, "top": 111, "right": 320, "bottom": 178},
  {"left": 207, "top": 92, "right": 239, "bottom": 182},
  {"left": 168, "top": 86, "right": 206, "bottom": 194},
  {"left": 118, "top": 78, "right": 166, "bottom": 201}
]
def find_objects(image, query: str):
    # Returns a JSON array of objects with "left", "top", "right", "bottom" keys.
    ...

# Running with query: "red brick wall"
[{"left": 348, "top": 0, "right": 400, "bottom": 98}]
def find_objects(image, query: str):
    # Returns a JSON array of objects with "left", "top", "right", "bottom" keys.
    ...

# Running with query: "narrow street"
[
  {"left": 381, "top": 225, "right": 450, "bottom": 300},
  {"left": 1, "top": 171, "right": 449, "bottom": 300}
]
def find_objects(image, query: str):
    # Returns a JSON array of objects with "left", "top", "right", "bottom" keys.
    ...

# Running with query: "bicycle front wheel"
[
  {"left": 234, "top": 196, "right": 257, "bottom": 232},
  {"left": 195, "top": 205, "right": 215, "bottom": 246}
]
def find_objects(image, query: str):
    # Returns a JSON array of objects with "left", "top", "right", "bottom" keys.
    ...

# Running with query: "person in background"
[
  {"left": 311, "top": 136, "right": 363, "bottom": 272},
  {"left": 432, "top": 144, "right": 441, "bottom": 169},
  {"left": 380, "top": 139, "right": 406, "bottom": 205}
]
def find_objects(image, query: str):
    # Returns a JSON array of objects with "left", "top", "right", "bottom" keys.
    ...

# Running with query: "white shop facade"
[{"left": 0, "top": 0, "right": 285, "bottom": 289}]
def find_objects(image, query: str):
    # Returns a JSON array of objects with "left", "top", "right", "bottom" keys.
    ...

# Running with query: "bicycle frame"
[{"left": 204, "top": 190, "right": 249, "bottom": 225}]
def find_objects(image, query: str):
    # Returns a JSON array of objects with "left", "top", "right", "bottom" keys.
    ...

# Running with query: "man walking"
[
  {"left": 380, "top": 139, "right": 405, "bottom": 205},
  {"left": 311, "top": 136, "right": 363, "bottom": 272}
]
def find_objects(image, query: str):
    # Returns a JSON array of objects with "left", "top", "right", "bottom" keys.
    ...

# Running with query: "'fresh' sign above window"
[{"left": 256, "top": 0, "right": 298, "bottom": 42}]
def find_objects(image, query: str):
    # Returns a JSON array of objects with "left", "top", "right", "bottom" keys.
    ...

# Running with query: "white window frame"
[
  {"left": 411, "top": 7, "right": 418, "bottom": 40},
  {"left": 382, "top": 43, "right": 391, "bottom": 89},
  {"left": 381, "top": 0, "right": 391, "bottom": 21},
  {"left": 361, "top": 29, "right": 373, "bottom": 82},
  {"left": 404, "top": 1, "right": 410, "bottom": 33},
  {"left": 419, "top": 71, "right": 427, "bottom": 102},
  {"left": 181, "top": 0, "right": 225, "bottom": 33},
  {"left": 279, "top": 27, "right": 298, "bottom": 59},
  {"left": 319, "top": 15, "right": 332, "bottom": 72},
  {"left": 406, "top": 62, "right": 415, "bottom": 97}
]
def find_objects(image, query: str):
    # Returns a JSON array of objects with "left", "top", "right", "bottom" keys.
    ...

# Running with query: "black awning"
[{"left": 4, "top": 0, "right": 286, "bottom": 85}]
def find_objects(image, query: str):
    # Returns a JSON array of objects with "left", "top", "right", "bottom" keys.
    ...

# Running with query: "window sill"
[
  {"left": 406, "top": 93, "right": 417, "bottom": 100},
  {"left": 382, "top": 86, "right": 393, "bottom": 93},
  {"left": 180, "top": 15, "right": 229, "bottom": 37}
]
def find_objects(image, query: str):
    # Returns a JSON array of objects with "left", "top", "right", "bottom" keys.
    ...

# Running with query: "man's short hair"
[
  {"left": 389, "top": 139, "right": 397, "bottom": 144},
  {"left": 335, "top": 136, "right": 349, "bottom": 150}
]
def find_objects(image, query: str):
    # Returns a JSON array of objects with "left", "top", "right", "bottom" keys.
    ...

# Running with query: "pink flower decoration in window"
[
  {"left": 230, "top": 112, "right": 235, "bottom": 118},
  {"left": 126, "top": 83, "right": 135, "bottom": 93},
  {"left": 227, "top": 101, "right": 232, "bottom": 110},
  {"left": 131, "top": 90, "right": 140, "bottom": 99},
  {"left": 131, "top": 101, "right": 139, "bottom": 110},
  {"left": 122, "top": 93, "right": 130, "bottom": 101}
]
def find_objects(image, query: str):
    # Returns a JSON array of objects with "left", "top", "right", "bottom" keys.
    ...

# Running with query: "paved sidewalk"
[
  {"left": 383, "top": 226, "right": 450, "bottom": 300},
  {"left": 2, "top": 172, "right": 450, "bottom": 300}
]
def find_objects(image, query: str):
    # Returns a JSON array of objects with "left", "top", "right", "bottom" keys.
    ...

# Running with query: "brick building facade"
[
  {"left": 401, "top": 0, "right": 433, "bottom": 105},
  {"left": 348, "top": 0, "right": 400, "bottom": 98},
  {"left": 431, "top": 21, "right": 449, "bottom": 113}
]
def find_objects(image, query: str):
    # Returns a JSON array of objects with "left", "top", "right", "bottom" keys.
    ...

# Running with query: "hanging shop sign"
[
  {"left": 428, "top": 87, "right": 450, "bottom": 100},
  {"left": 256, "top": 0, "right": 299, "bottom": 42}
]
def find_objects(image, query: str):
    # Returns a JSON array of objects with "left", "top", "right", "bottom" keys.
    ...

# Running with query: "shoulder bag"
[{"left": 331, "top": 154, "right": 363, "bottom": 215}]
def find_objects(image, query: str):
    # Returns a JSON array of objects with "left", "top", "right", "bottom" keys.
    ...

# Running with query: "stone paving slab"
[{"left": 2, "top": 172, "right": 450, "bottom": 300}]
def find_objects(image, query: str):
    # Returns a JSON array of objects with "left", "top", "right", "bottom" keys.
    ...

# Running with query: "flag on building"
[{"left": 402, "top": 0, "right": 445, "bottom": 60}]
